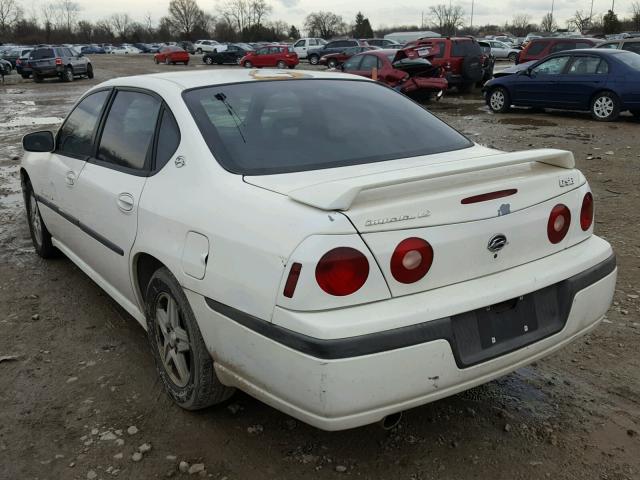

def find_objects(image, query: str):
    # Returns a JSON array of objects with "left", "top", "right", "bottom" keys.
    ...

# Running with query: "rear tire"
[
  {"left": 145, "top": 267, "right": 235, "bottom": 410},
  {"left": 508, "top": 52, "right": 517, "bottom": 62},
  {"left": 154, "top": 57, "right": 159, "bottom": 64},
  {"left": 204, "top": 56, "right": 213, "bottom": 65},
  {"left": 33, "top": 73, "right": 42, "bottom": 83},
  {"left": 25, "top": 181, "right": 56, "bottom": 258},
  {"left": 488, "top": 86, "right": 510, "bottom": 113},
  {"left": 86, "top": 64, "right": 94, "bottom": 79},
  {"left": 276, "top": 60, "right": 286, "bottom": 69},
  {"left": 243, "top": 60, "right": 252, "bottom": 68},
  {"left": 21, "top": 74, "right": 30, "bottom": 79},
  {"left": 62, "top": 67, "right": 74, "bottom": 82},
  {"left": 632, "top": 110, "right": 640, "bottom": 120},
  {"left": 590, "top": 91, "right": 620, "bottom": 122},
  {"left": 308, "top": 54, "right": 319, "bottom": 65},
  {"left": 165, "top": 57, "right": 170, "bottom": 65}
]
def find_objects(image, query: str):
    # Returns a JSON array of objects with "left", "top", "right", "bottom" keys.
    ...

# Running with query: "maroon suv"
[
  {"left": 402, "top": 37, "right": 484, "bottom": 92},
  {"left": 517, "top": 37, "right": 602, "bottom": 64}
]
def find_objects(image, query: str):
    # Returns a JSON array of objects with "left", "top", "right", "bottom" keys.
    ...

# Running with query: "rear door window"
[
  {"left": 550, "top": 41, "right": 575, "bottom": 53},
  {"left": 97, "top": 91, "right": 161, "bottom": 171},
  {"left": 57, "top": 90, "right": 110, "bottom": 158},
  {"left": 360, "top": 55, "right": 380, "bottom": 71},
  {"left": 567, "top": 56, "right": 608, "bottom": 74},
  {"left": 343, "top": 56, "right": 363, "bottom": 71},
  {"left": 526, "top": 42, "right": 547, "bottom": 55},
  {"left": 623, "top": 43, "right": 640, "bottom": 54}
]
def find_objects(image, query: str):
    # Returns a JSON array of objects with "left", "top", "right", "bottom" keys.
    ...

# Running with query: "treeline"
[{"left": 1, "top": 0, "right": 640, "bottom": 46}]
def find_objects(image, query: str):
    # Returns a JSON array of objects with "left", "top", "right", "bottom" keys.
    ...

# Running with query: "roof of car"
[{"left": 98, "top": 69, "right": 369, "bottom": 91}]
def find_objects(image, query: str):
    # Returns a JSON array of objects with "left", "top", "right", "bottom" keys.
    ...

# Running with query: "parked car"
[
  {"left": 484, "top": 40, "right": 521, "bottom": 61},
  {"left": 147, "top": 44, "right": 162, "bottom": 53},
  {"left": 194, "top": 40, "right": 227, "bottom": 54},
  {"left": 132, "top": 43, "right": 152, "bottom": 53},
  {"left": 81, "top": 45, "right": 106, "bottom": 54},
  {"left": 343, "top": 49, "right": 448, "bottom": 102},
  {"left": 110, "top": 46, "right": 141, "bottom": 55},
  {"left": 177, "top": 41, "right": 195, "bottom": 54},
  {"left": 239, "top": 45, "right": 298, "bottom": 68},
  {"left": 483, "top": 49, "right": 640, "bottom": 121},
  {"left": 597, "top": 38, "right": 640, "bottom": 54},
  {"left": 0, "top": 58, "right": 11, "bottom": 75},
  {"left": 307, "top": 39, "right": 368, "bottom": 65},
  {"left": 364, "top": 38, "right": 401, "bottom": 48},
  {"left": 203, "top": 44, "right": 252, "bottom": 65},
  {"left": 15, "top": 53, "right": 32, "bottom": 78},
  {"left": 154, "top": 46, "right": 190, "bottom": 65},
  {"left": 3, "top": 47, "right": 32, "bottom": 67},
  {"left": 403, "top": 37, "right": 484, "bottom": 92},
  {"left": 478, "top": 41, "right": 496, "bottom": 84},
  {"left": 517, "top": 37, "right": 602, "bottom": 64},
  {"left": 28, "top": 46, "right": 93, "bottom": 82},
  {"left": 20, "top": 69, "right": 615, "bottom": 431},
  {"left": 319, "top": 46, "right": 378, "bottom": 68},
  {"left": 292, "top": 37, "right": 327, "bottom": 59}
]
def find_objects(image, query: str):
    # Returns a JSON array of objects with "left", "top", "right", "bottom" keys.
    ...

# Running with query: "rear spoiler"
[{"left": 288, "top": 148, "right": 575, "bottom": 211}]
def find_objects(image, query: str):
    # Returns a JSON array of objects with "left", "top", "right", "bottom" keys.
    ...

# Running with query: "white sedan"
[
  {"left": 20, "top": 69, "right": 616, "bottom": 431},
  {"left": 110, "top": 46, "right": 141, "bottom": 55}
]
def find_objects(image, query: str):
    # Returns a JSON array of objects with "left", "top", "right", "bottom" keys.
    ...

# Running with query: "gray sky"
[{"left": 68, "top": 0, "right": 635, "bottom": 31}]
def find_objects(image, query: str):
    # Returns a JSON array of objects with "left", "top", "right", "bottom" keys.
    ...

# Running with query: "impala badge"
[{"left": 487, "top": 234, "right": 508, "bottom": 253}]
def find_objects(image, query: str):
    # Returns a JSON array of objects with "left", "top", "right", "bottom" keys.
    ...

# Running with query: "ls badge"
[{"left": 487, "top": 233, "right": 508, "bottom": 253}]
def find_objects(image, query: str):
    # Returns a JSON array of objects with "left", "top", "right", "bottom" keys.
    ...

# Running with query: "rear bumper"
[
  {"left": 188, "top": 236, "right": 615, "bottom": 430},
  {"left": 400, "top": 76, "right": 448, "bottom": 94}
]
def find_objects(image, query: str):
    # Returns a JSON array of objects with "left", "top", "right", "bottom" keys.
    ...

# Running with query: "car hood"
[{"left": 494, "top": 60, "right": 535, "bottom": 77}]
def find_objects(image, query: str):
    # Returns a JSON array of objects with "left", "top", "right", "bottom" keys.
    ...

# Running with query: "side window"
[
  {"left": 343, "top": 56, "right": 362, "bottom": 71},
  {"left": 256, "top": 48, "right": 268, "bottom": 55},
  {"left": 294, "top": 40, "right": 304, "bottom": 47},
  {"left": 57, "top": 90, "right": 110, "bottom": 158},
  {"left": 550, "top": 42, "right": 574, "bottom": 53},
  {"left": 526, "top": 42, "right": 547, "bottom": 55},
  {"left": 531, "top": 56, "right": 570, "bottom": 75},
  {"left": 155, "top": 109, "right": 180, "bottom": 171},
  {"left": 623, "top": 43, "right": 640, "bottom": 54},
  {"left": 97, "top": 91, "right": 161, "bottom": 171},
  {"left": 576, "top": 42, "right": 594, "bottom": 49},
  {"left": 309, "top": 39, "right": 318, "bottom": 46},
  {"left": 432, "top": 41, "right": 445, "bottom": 58},
  {"left": 360, "top": 55, "right": 379, "bottom": 71},
  {"left": 568, "top": 56, "right": 606, "bottom": 75},
  {"left": 599, "top": 42, "right": 618, "bottom": 49}
]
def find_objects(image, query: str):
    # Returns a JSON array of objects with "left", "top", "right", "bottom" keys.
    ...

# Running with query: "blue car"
[
  {"left": 483, "top": 49, "right": 640, "bottom": 121},
  {"left": 80, "top": 45, "right": 106, "bottom": 54}
]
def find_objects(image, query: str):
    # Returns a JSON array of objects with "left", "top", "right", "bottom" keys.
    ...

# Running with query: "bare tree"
[
  {"left": 110, "top": 13, "right": 132, "bottom": 39},
  {"left": 56, "top": 0, "right": 79, "bottom": 32},
  {"left": 510, "top": 14, "right": 531, "bottom": 36},
  {"left": 219, "top": 0, "right": 271, "bottom": 32},
  {"left": 429, "top": 4, "right": 465, "bottom": 36},
  {"left": 168, "top": 0, "right": 204, "bottom": 39},
  {"left": 632, "top": 2, "right": 640, "bottom": 31},
  {"left": 568, "top": 10, "right": 591, "bottom": 33},
  {"left": 540, "top": 12, "right": 556, "bottom": 32},
  {"left": 304, "top": 11, "right": 345, "bottom": 38},
  {"left": 0, "top": 0, "right": 23, "bottom": 37}
]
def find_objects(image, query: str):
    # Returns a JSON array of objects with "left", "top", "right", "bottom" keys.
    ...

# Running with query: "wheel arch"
[
  {"left": 133, "top": 252, "right": 168, "bottom": 311},
  {"left": 589, "top": 88, "right": 618, "bottom": 107}
]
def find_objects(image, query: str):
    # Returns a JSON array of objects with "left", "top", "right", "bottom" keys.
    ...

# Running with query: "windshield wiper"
[{"left": 214, "top": 92, "right": 246, "bottom": 143}]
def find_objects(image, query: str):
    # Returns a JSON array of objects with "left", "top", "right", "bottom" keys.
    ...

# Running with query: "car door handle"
[
  {"left": 65, "top": 171, "right": 76, "bottom": 186},
  {"left": 117, "top": 193, "right": 135, "bottom": 212}
]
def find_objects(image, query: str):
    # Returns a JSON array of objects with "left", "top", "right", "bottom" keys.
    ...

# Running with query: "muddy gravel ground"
[{"left": 1, "top": 55, "right": 639, "bottom": 480}]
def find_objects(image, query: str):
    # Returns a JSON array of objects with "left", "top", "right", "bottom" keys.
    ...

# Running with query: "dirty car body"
[{"left": 20, "top": 69, "right": 616, "bottom": 431}]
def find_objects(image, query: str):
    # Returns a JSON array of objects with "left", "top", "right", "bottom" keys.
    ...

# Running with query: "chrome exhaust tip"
[{"left": 380, "top": 411, "right": 403, "bottom": 430}]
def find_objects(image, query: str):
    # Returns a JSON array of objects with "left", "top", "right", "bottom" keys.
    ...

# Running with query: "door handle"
[
  {"left": 117, "top": 193, "right": 135, "bottom": 212},
  {"left": 65, "top": 171, "right": 76, "bottom": 186}
]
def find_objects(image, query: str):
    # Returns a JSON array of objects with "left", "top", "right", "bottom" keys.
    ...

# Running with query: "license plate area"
[{"left": 450, "top": 283, "right": 565, "bottom": 367}]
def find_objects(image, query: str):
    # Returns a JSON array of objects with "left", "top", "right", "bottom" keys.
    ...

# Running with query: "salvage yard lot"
[{"left": 1, "top": 54, "right": 639, "bottom": 480}]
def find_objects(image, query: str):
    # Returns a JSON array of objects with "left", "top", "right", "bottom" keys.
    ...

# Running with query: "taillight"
[
  {"left": 444, "top": 62, "right": 451, "bottom": 70},
  {"left": 283, "top": 262, "right": 302, "bottom": 298},
  {"left": 316, "top": 247, "right": 369, "bottom": 296},
  {"left": 580, "top": 192, "right": 594, "bottom": 231},
  {"left": 55, "top": 57, "right": 62, "bottom": 65},
  {"left": 16, "top": 58, "right": 21, "bottom": 65},
  {"left": 547, "top": 204, "right": 571, "bottom": 244},
  {"left": 390, "top": 238, "right": 434, "bottom": 284}
]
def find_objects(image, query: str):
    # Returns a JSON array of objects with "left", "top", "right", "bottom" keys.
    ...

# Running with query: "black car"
[
  {"left": 307, "top": 39, "right": 368, "bottom": 65},
  {"left": 29, "top": 47, "right": 93, "bottom": 83},
  {"left": 2, "top": 47, "right": 32, "bottom": 67},
  {"left": 0, "top": 58, "right": 11, "bottom": 75},
  {"left": 363, "top": 38, "right": 400, "bottom": 48},
  {"left": 16, "top": 53, "right": 32, "bottom": 78},
  {"left": 177, "top": 41, "right": 195, "bottom": 54},
  {"left": 478, "top": 40, "right": 496, "bottom": 84},
  {"left": 132, "top": 43, "right": 152, "bottom": 53},
  {"left": 203, "top": 44, "right": 252, "bottom": 65}
]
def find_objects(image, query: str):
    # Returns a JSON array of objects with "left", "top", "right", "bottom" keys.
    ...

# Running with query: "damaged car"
[{"left": 343, "top": 48, "right": 448, "bottom": 102}]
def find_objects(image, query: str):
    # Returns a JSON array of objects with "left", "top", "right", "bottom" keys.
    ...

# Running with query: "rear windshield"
[
  {"left": 183, "top": 79, "right": 472, "bottom": 175},
  {"left": 451, "top": 40, "right": 481, "bottom": 57},
  {"left": 31, "top": 48, "right": 54, "bottom": 59},
  {"left": 526, "top": 41, "right": 547, "bottom": 55},
  {"left": 615, "top": 51, "right": 640, "bottom": 70}
]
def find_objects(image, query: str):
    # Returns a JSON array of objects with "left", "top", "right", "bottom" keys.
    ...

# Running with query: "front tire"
[
  {"left": 154, "top": 57, "right": 159, "bottom": 64},
  {"left": 62, "top": 67, "right": 74, "bottom": 82},
  {"left": 327, "top": 58, "right": 337, "bottom": 69},
  {"left": 145, "top": 268, "right": 235, "bottom": 410},
  {"left": 165, "top": 57, "right": 170, "bottom": 65},
  {"left": 508, "top": 52, "right": 517, "bottom": 62},
  {"left": 25, "top": 182, "right": 55, "bottom": 258},
  {"left": 632, "top": 110, "right": 640, "bottom": 120},
  {"left": 204, "top": 56, "right": 213, "bottom": 65},
  {"left": 276, "top": 60, "right": 286, "bottom": 69},
  {"left": 488, "top": 86, "right": 510, "bottom": 113},
  {"left": 86, "top": 64, "right": 94, "bottom": 79},
  {"left": 308, "top": 55, "right": 319, "bottom": 65},
  {"left": 243, "top": 60, "right": 252, "bottom": 68},
  {"left": 33, "top": 73, "right": 42, "bottom": 83},
  {"left": 591, "top": 91, "right": 620, "bottom": 122}
]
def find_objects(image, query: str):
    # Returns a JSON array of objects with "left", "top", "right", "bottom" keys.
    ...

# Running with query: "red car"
[
  {"left": 402, "top": 37, "right": 484, "bottom": 92},
  {"left": 516, "top": 37, "right": 602, "bottom": 64},
  {"left": 319, "top": 46, "right": 378, "bottom": 69},
  {"left": 342, "top": 49, "right": 448, "bottom": 102},
  {"left": 240, "top": 45, "right": 299, "bottom": 69},
  {"left": 154, "top": 46, "right": 190, "bottom": 65}
]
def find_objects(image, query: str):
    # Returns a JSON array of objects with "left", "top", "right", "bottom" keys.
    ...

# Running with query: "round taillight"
[
  {"left": 580, "top": 192, "right": 593, "bottom": 231},
  {"left": 390, "top": 237, "right": 434, "bottom": 284},
  {"left": 315, "top": 247, "right": 369, "bottom": 296},
  {"left": 547, "top": 204, "right": 571, "bottom": 244}
]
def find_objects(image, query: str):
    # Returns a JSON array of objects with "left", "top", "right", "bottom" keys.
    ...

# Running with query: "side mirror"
[{"left": 23, "top": 131, "right": 55, "bottom": 153}]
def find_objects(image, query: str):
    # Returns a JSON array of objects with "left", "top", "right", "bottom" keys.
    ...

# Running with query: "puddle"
[{"left": 497, "top": 117, "right": 558, "bottom": 127}]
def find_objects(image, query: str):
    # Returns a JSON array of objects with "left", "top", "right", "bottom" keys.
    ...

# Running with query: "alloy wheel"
[
  {"left": 593, "top": 96, "right": 614, "bottom": 119},
  {"left": 29, "top": 194, "right": 42, "bottom": 248},
  {"left": 155, "top": 292, "right": 192, "bottom": 387},
  {"left": 490, "top": 90, "right": 505, "bottom": 111}
]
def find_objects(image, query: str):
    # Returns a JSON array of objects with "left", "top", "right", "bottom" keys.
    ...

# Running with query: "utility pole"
[
  {"left": 589, "top": 0, "right": 594, "bottom": 22},
  {"left": 470, "top": 0, "right": 474, "bottom": 28},
  {"left": 421, "top": 11, "right": 424, "bottom": 29},
  {"left": 611, "top": 0, "right": 615, "bottom": 11},
  {"left": 550, "top": 0, "right": 555, "bottom": 28}
]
